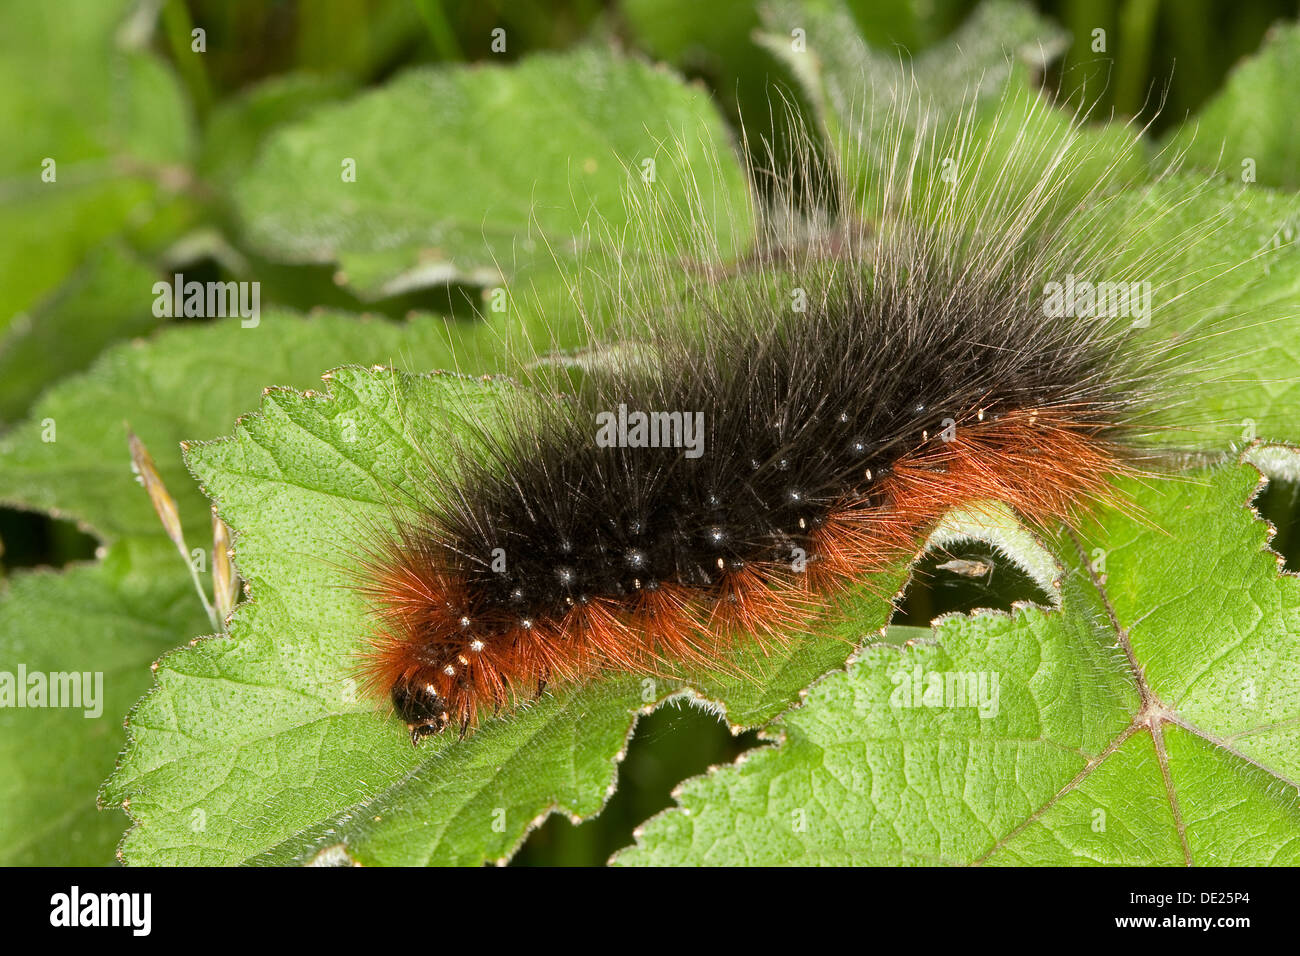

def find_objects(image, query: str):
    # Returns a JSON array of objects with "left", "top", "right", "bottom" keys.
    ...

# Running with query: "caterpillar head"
[{"left": 391, "top": 679, "right": 451, "bottom": 745}]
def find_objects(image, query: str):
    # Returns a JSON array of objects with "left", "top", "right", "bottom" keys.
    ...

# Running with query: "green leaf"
[
  {"left": 0, "top": 0, "right": 192, "bottom": 329},
  {"left": 103, "top": 366, "right": 910, "bottom": 866},
  {"left": 758, "top": 0, "right": 1066, "bottom": 145},
  {"left": 0, "top": 310, "right": 522, "bottom": 864},
  {"left": 0, "top": 539, "right": 209, "bottom": 865},
  {"left": 0, "top": 310, "right": 511, "bottom": 544},
  {"left": 615, "top": 449, "right": 1300, "bottom": 865},
  {"left": 1108, "top": 179, "right": 1300, "bottom": 444},
  {"left": 1165, "top": 22, "right": 1300, "bottom": 190},
  {"left": 0, "top": 243, "right": 163, "bottom": 424},
  {"left": 840, "top": 0, "right": 972, "bottom": 52},
  {"left": 198, "top": 73, "right": 357, "bottom": 189},
  {"left": 622, "top": 0, "right": 763, "bottom": 66},
  {"left": 758, "top": 0, "right": 1145, "bottom": 228},
  {"left": 232, "top": 48, "right": 751, "bottom": 297}
]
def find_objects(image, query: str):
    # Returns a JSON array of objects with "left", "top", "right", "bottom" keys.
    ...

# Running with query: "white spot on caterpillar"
[
  {"left": 353, "top": 82, "right": 1243, "bottom": 755},
  {"left": 470, "top": 639, "right": 485, "bottom": 652},
  {"left": 443, "top": 665, "right": 456, "bottom": 676}
]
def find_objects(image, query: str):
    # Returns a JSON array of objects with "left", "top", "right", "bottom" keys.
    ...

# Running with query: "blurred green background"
[{"left": 2, "top": 0, "right": 1297, "bottom": 866}]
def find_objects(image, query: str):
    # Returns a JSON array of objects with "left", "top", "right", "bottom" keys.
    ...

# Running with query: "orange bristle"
[{"left": 360, "top": 411, "right": 1135, "bottom": 742}]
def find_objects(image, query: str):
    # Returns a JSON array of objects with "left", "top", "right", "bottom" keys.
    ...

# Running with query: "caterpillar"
[{"left": 356, "top": 81, "right": 1237, "bottom": 744}]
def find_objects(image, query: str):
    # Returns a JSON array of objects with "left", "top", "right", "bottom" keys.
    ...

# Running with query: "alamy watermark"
[
  {"left": 1042, "top": 274, "right": 1152, "bottom": 327},
  {"left": 152, "top": 273, "right": 260, "bottom": 327},
  {"left": 0, "top": 665, "right": 102, "bottom": 718},
  {"left": 890, "top": 665, "right": 1000, "bottom": 718},
  {"left": 50, "top": 886, "right": 150, "bottom": 935},
  {"left": 595, "top": 404, "right": 705, "bottom": 459}
]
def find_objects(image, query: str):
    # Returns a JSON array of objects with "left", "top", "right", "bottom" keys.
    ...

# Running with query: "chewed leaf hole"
[
  {"left": 0, "top": 508, "right": 97, "bottom": 571},
  {"left": 511, "top": 703, "right": 762, "bottom": 866},
  {"left": 891, "top": 540, "right": 1057, "bottom": 627},
  {"left": 1253, "top": 477, "right": 1300, "bottom": 573}
]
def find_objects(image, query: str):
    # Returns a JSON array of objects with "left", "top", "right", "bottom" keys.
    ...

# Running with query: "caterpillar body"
[{"left": 357, "top": 84, "right": 1235, "bottom": 743}]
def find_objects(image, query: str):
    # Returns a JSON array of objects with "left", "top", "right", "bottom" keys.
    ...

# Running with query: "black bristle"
[{"left": 366, "top": 87, "right": 1245, "bottom": 735}]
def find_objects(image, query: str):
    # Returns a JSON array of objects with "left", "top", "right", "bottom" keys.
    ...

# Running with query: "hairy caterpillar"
[{"left": 356, "top": 81, "right": 1241, "bottom": 744}]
